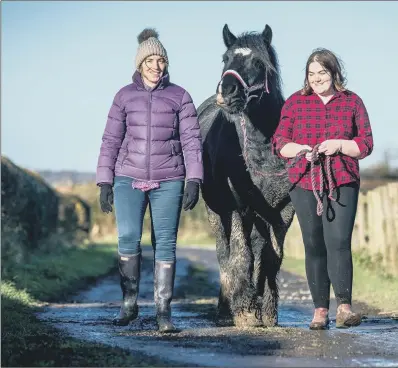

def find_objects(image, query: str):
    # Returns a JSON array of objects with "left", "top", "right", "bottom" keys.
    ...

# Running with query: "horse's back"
[{"left": 197, "top": 94, "right": 222, "bottom": 140}]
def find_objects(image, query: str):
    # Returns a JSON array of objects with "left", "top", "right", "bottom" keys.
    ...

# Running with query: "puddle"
[{"left": 36, "top": 247, "right": 398, "bottom": 367}]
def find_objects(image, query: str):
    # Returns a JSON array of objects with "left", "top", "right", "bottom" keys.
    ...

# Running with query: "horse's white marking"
[
  {"left": 234, "top": 48, "right": 252, "bottom": 56},
  {"left": 218, "top": 79, "right": 223, "bottom": 93}
]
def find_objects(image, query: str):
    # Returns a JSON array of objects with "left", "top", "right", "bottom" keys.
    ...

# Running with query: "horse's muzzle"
[{"left": 216, "top": 93, "right": 225, "bottom": 106}]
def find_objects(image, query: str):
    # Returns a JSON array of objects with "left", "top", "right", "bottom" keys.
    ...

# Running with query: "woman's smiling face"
[
  {"left": 141, "top": 55, "right": 166, "bottom": 86},
  {"left": 308, "top": 61, "right": 334, "bottom": 96}
]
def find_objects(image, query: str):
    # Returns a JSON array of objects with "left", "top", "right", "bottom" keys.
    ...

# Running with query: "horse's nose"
[
  {"left": 216, "top": 93, "right": 225, "bottom": 105},
  {"left": 223, "top": 83, "right": 238, "bottom": 96}
]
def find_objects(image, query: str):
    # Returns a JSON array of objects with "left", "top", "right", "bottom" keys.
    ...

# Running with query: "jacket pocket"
[{"left": 170, "top": 140, "right": 182, "bottom": 169}]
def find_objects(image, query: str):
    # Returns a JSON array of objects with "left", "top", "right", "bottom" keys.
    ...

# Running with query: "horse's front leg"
[
  {"left": 206, "top": 205, "right": 233, "bottom": 325},
  {"left": 229, "top": 210, "right": 262, "bottom": 328},
  {"left": 261, "top": 225, "right": 286, "bottom": 327}
]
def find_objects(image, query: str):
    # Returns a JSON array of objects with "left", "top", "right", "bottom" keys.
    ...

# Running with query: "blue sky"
[{"left": 2, "top": 1, "right": 398, "bottom": 172}]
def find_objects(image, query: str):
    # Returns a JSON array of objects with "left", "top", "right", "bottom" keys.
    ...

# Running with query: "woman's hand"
[
  {"left": 280, "top": 143, "right": 314, "bottom": 159},
  {"left": 182, "top": 181, "right": 200, "bottom": 211},
  {"left": 301, "top": 145, "right": 319, "bottom": 162},
  {"left": 99, "top": 184, "right": 114, "bottom": 214},
  {"left": 318, "top": 139, "right": 342, "bottom": 156}
]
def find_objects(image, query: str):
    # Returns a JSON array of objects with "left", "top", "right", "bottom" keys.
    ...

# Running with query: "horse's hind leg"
[
  {"left": 217, "top": 274, "right": 233, "bottom": 326},
  {"left": 206, "top": 206, "right": 233, "bottom": 325},
  {"left": 229, "top": 211, "right": 262, "bottom": 328},
  {"left": 262, "top": 226, "right": 284, "bottom": 327},
  {"left": 262, "top": 269, "right": 280, "bottom": 327}
]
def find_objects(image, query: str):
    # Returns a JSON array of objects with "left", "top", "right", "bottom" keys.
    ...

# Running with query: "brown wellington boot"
[
  {"left": 336, "top": 304, "right": 362, "bottom": 329},
  {"left": 309, "top": 308, "right": 330, "bottom": 330}
]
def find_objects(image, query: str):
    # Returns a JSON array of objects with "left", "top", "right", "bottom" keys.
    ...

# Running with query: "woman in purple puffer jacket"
[{"left": 96, "top": 28, "right": 203, "bottom": 333}]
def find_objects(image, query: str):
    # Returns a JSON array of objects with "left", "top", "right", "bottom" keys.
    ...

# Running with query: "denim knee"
[
  {"left": 154, "top": 241, "right": 176, "bottom": 262},
  {"left": 118, "top": 231, "right": 141, "bottom": 256}
]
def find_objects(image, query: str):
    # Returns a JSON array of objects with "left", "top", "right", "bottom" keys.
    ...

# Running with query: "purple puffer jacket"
[{"left": 96, "top": 71, "right": 203, "bottom": 185}]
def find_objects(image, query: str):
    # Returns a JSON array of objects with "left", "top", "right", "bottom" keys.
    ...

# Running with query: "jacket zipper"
[{"left": 147, "top": 92, "right": 152, "bottom": 180}]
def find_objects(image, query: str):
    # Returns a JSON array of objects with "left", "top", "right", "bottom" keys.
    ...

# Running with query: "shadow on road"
[{"left": 36, "top": 246, "right": 398, "bottom": 368}]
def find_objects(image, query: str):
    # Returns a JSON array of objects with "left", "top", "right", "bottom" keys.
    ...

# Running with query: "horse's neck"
[
  {"left": 231, "top": 97, "right": 282, "bottom": 174},
  {"left": 242, "top": 97, "right": 279, "bottom": 144}
]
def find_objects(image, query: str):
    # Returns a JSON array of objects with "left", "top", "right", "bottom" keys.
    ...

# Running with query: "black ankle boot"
[
  {"left": 113, "top": 253, "right": 141, "bottom": 326},
  {"left": 154, "top": 261, "right": 177, "bottom": 333}
]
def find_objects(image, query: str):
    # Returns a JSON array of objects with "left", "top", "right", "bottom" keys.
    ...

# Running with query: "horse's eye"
[
  {"left": 253, "top": 60, "right": 263, "bottom": 70},
  {"left": 222, "top": 54, "right": 228, "bottom": 63}
]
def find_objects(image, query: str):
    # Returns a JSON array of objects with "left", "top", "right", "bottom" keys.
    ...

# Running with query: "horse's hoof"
[
  {"left": 215, "top": 310, "right": 234, "bottom": 326},
  {"left": 233, "top": 311, "right": 263, "bottom": 328},
  {"left": 215, "top": 317, "right": 234, "bottom": 327},
  {"left": 262, "top": 315, "right": 278, "bottom": 327}
]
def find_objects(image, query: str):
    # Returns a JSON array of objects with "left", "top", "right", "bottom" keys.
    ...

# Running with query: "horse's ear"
[
  {"left": 223, "top": 24, "right": 237, "bottom": 48},
  {"left": 262, "top": 24, "right": 273, "bottom": 46}
]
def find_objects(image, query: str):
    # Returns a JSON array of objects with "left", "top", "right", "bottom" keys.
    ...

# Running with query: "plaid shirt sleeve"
[
  {"left": 352, "top": 96, "right": 374, "bottom": 160},
  {"left": 272, "top": 97, "right": 295, "bottom": 159}
]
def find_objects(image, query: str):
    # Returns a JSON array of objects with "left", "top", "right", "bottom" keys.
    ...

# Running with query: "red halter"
[{"left": 221, "top": 69, "right": 270, "bottom": 94}]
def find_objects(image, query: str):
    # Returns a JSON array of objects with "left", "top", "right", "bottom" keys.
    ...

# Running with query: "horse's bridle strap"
[{"left": 221, "top": 69, "right": 269, "bottom": 94}]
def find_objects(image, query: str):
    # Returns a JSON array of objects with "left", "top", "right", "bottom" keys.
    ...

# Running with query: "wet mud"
[{"left": 37, "top": 247, "right": 398, "bottom": 367}]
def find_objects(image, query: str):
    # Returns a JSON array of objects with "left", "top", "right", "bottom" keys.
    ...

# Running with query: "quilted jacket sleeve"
[
  {"left": 178, "top": 91, "right": 204, "bottom": 181},
  {"left": 96, "top": 90, "right": 126, "bottom": 185}
]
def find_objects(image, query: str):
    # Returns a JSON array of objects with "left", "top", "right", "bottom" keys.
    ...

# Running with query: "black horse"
[{"left": 197, "top": 24, "right": 295, "bottom": 327}]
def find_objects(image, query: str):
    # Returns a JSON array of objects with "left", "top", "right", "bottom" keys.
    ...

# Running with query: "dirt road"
[{"left": 37, "top": 246, "right": 398, "bottom": 367}]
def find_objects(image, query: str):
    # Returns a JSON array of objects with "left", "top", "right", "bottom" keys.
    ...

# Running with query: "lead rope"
[
  {"left": 240, "top": 115, "right": 336, "bottom": 216},
  {"left": 305, "top": 145, "right": 336, "bottom": 216}
]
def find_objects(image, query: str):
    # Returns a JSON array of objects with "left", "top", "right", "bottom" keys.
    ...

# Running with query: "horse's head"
[{"left": 216, "top": 24, "right": 277, "bottom": 114}]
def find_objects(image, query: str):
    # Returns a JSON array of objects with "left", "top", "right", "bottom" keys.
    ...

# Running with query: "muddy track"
[{"left": 37, "top": 246, "right": 398, "bottom": 367}]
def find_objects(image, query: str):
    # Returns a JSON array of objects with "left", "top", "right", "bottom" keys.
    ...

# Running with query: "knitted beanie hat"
[{"left": 135, "top": 28, "right": 169, "bottom": 70}]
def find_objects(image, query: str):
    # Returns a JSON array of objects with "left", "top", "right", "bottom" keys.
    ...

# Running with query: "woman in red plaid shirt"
[{"left": 273, "top": 48, "right": 374, "bottom": 330}]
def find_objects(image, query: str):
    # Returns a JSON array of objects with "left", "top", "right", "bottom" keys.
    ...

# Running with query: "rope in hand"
[
  {"left": 288, "top": 145, "right": 336, "bottom": 216},
  {"left": 239, "top": 114, "right": 336, "bottom": 216}
]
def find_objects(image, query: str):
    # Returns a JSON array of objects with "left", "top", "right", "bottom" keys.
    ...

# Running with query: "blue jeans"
[{"left": 113, "top": 176, "right": 184, "bottom": 262}]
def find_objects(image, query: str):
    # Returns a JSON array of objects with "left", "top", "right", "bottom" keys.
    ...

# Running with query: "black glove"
[
  {"left": 99, "top": 184, "right": 114, "bottom": 214},
  {"left": 183, "top": 181, "right": 200, "bottom": 211}
]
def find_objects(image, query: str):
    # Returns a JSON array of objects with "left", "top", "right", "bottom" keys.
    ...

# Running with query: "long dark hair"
[{"left": 301, "top": 48, "right": 347, "bottom": 95}]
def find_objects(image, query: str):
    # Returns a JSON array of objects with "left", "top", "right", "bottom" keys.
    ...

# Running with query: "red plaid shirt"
[{"left": 272, "top": 90, "right": 374, "bottom": 191}]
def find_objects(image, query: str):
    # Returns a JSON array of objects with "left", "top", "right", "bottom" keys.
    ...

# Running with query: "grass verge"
[
  {"left": 282, "top": 255, "right": 398, "bottom": 315},
  {"left": 1, "top": 242, "right": 173, "bottom": 367}
]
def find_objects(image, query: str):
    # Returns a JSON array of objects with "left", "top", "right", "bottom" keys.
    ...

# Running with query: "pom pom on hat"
[{"left": 137, "top": 28, "right": 159, "bottom": 44}]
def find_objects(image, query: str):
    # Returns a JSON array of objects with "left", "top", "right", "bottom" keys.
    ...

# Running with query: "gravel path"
[{"left": 37, "top": 246, "right": 398, "bottom": 367}]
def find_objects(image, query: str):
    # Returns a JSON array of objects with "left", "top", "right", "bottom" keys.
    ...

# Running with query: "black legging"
[{"left": 289, "top": 182, "right": 359, "bottom": 308}]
